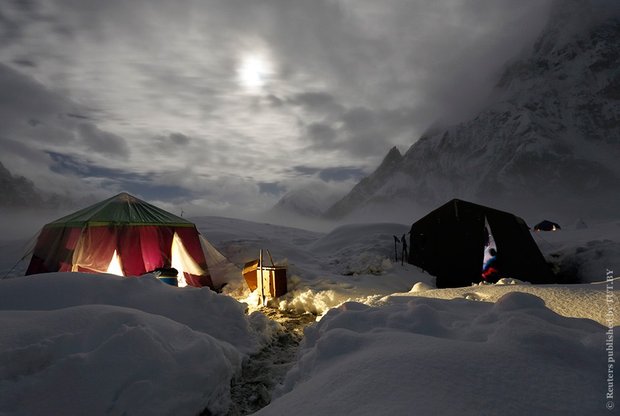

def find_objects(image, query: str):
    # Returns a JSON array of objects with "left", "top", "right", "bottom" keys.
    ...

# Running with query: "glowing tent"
[
  {"left": 533, "top": 220, "right": 561, "bottom": 231},
  {"left": 26, "top": 192, "right": 213, "bottom": 288}
]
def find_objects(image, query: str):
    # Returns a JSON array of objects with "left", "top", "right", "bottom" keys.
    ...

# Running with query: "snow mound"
[
  {"left": 0, "top": 305, "right": 241, "bottom": 416},
  {"left": 0, "top": 272, "right": 280, "bottom": 415},
  {"left": 279, "top": 262, "right": 433, "bottom": 316},
  {"left": 409, "top": 281, "right": 432, "bottom": 292},
  {"left": 533, "top": 221, "right": 620, "bottom": 283},
  {"left": 308, "top": 222, "right": 410, "bottom": 276},
  {"left": 257, "top": 293, "right": 614, "bottom": 416},
  {"left": 0, "top": 272, "right": 267, "bottom": 352},
  {"left": 310, "top": 222, "right": 408, "bottom": 258},
  {"left": 389, "top": 279, "right": 619, "bottom": 327}
]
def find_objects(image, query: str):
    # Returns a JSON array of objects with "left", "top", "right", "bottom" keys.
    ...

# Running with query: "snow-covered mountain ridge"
[{"left": 325, "top": 0, "right": 620, "bottom": 221}]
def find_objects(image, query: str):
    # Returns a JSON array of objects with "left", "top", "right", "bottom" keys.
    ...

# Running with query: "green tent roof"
[{"left": 45, "top": 192, "right": 194, "bottom": 228}]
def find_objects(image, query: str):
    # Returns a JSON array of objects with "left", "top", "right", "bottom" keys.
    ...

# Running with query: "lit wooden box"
[{"left": 243, "top": 259, "right": 288, "bottom": 298}]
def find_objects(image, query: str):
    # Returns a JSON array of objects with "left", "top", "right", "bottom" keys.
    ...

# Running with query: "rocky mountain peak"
[{"left": 324, "top": 0, "right": 620, "bottom": 221}]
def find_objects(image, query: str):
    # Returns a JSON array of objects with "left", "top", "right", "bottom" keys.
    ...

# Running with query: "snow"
[
  {"left": 0, "top": 305, "right": 241, "bottom": 416},
  {"left": 532, "top": 220, "right": 620, "bottom": 283},
  {"left": 0, "top": 272, "right": 271, "bottom": 353},
  {"left": 0, "top": 273, "right": 278, "bottom": 415},
  {"left": 0, "top": 214, "right": 618, "bottom": 415},
  {"left": 391, "top": 278, "right": 619, "bottom": 327},
  {"left": 257, "top": 292, "right": 615, "bottom": 416}
]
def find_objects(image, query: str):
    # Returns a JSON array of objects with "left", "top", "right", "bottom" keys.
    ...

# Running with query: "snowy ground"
[{"left": 0, "top": 215, "right": 618, "bottom": 415}]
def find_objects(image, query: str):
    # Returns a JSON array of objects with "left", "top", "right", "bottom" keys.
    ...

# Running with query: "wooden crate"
[{"left": 243, "top": 260, "right": 287, "bottom": 298}]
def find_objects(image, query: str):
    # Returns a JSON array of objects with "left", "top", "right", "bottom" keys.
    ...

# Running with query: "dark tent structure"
[
  {"left": 26, "top": 192, "right": 214, "bottom": 288},
  {"left": 533, "top": 220, "right": 561, "bottom": 231},
  {"left": 408, "top": 199, "right": 554, "bottom": 288}
]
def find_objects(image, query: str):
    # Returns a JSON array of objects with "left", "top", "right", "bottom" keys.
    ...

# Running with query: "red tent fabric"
[{"left": 26, "top": 193, "right": 213, "bottom": 288}]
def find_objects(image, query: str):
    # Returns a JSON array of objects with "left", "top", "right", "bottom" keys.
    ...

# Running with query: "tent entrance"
[
  {"left": 482, "top": 216, "right": 497, "bottom": 267},
  {"left": 106, "top": 250, "right": 123, "bottom": 275},
  {"left": 96, "top": 232, "right": 205, "bottom": 288},
  {"left": 171, "top": 232, "right": 204, "bottom": 287}
]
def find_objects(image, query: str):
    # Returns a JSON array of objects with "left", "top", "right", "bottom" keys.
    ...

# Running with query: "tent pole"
[{"left": 258, "top": 249, "right": 264, "bottom": 306}]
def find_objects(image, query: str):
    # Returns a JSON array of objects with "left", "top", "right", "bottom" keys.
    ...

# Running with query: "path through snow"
[{"left": 219, "top": 309, "right": 317, "bottom": 416}]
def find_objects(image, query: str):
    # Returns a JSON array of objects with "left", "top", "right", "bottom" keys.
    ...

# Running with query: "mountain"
[
  {"left": 325, "top": 146, "right": 403, "bottom": 219},
  {"left": 325, "top": 0, "right": 620, "bottom": 222},
  {"left": 0, "top": 161, "right": 91, "bottom": 211},
  {"left": 0, "top": 161, "right": 45, "bottom": 208},
  {"left": 267, "top": 181, "right": 347, "bottom": 225}
]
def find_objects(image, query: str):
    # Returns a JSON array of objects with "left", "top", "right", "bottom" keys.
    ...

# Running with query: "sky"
[{"left": 0, "top": 0, "right": 553, "bottom": 218}]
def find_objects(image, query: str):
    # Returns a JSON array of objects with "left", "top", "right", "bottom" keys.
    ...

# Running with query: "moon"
[{"left": 237, "top": 54, "right": 271, "bottom": 89}]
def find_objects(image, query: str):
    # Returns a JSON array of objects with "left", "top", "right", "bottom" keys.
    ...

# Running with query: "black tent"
[
  {"left": 408, "top": 199, "right": 554, "bottom": 288},
  {"left": 533, "top": 220, "right": 561, "bottom": 231}
]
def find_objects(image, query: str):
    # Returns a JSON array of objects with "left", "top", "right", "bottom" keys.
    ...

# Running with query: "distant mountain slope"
[
  {"left": 270, "top": 182, "right": 345, "bottom": 218},
  {"left": 326, "top": 0, "right": 620, "bottom": 221},
  {"left": 325, "top": 147, "right": 403, "bottom": 219},
  {"left": 0, "top": 161, "right": 45, "bottom": 208},
  {"left": 0, "top": 161, "right": 91, "bottom": 211}
]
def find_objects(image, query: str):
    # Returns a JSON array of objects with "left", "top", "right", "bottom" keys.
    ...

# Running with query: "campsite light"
[
  {"left": 106, "top": 250, "right": 124, "bottom": 276},
  {"left": 171, "top": 232, "right": 207, "bottom": 288}
]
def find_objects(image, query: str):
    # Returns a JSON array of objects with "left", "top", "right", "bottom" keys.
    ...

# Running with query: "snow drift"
[
  {"left": 258, "top": 292, "right": 616, "bottom": 416},
  {"left": 0, "top": 273, "right": 278, "bottom": 415}
]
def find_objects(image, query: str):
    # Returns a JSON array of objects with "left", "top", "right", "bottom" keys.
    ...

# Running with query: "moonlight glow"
[{"left": 237, "top": 54, "right": 272, "bottom": 89}]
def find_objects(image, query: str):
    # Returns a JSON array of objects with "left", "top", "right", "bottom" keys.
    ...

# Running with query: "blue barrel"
[{"left": 158, "top": 276, "right": 178, "bottom": 286}]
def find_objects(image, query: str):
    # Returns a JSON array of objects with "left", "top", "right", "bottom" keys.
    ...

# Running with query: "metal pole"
[{"left": 258, "top": 249, "right": 264, "bottom": 306}]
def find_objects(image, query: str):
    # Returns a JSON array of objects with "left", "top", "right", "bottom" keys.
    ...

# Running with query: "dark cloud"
[
  {"left": 12, "top": 58, "right": 36, "bottom": 67},
  {"left": 0, "top": 63, "right": 129, "bottom": 156},
  {"left": 292, "top": 166, "right": 321, "bottom": 176},
  {"left": 48, "top": 152, "right": 136, "bottom": 179},
  {"left": 266, "top": 94, "right": 284, "bottom": 107},
  {"left": 47, "top": 151, "right": 193, "bottom": 200},
  {"left": 150, "top": 132, "right": 195, "bottom": 155},
  {"left": 66, "top": 113, "right": 91, "bottom": 120},
  {"left": 318, "top": 167, "right": 366, "bottom": 183},
  {"left": 298, "top": 104, "right": 417, "bottom": 157},
  {"left": 291, "top": 165, "right": 366, "bottom": 183},
  {"left": 0, "top": 0, "right": 63, "bottom": 47},
  {"left": 258, "top": 182, "right": 286, "bottom": 196},
  {"left": 0, "top": 136, "right": 49, "bottom": 165},
  {"left": 0, "top": 63, "right": 73, "bottom": 123},
  {"left": 169, "top": 133, "right": 191, "bottom": 146},
  {"left": 0, "top": 3, "right": 26, "bottom": 47},
  {"left": 77, "top": 123, "right": 129, "bottom": 157},
  {"left": 306, "top": 122, "right": 338, "bottom": 147},
  {"left": 289, "top": 92, "right": 344, "bottom": 115}
]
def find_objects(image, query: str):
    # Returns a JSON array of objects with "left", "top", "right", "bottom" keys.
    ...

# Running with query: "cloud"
[
  {"left": 77, "top": 123, "right": 130, "bottom": 157},
  {"left": 47, "top": 151, "right": 193, "bottom": 200},
  {"left": 258, "top": 182, "right": 286, "bottom": 196},
  {"left": 318, "top": 167, "right": 365, "bottom": 182},
  {"left": 306, "top": 122, "right": 338, "bottom": 147},
  {"left": 291, "top": 165, "right": 366, "bottom": 183},
  {"left": 289, "top": 92, "right": 344, "bottom": 115},
  {"left": 292, "top": 166, "right": 320, "bottom": 177},
  {"left": 0, "top": 0, "right": 554, "bottom": 219},
  {"left": 0, "top": 63, "right": 132, "bottom": 194},
  {"left": 169, "top": 133, "right": 191, "bottom": 146}
]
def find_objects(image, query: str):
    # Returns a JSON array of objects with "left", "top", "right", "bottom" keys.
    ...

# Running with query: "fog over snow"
[{"left": 0, "top": 0, "right": 553, "bottom": 218}]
